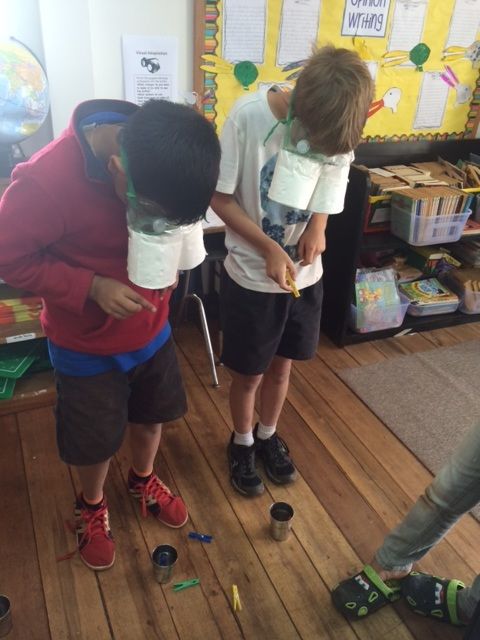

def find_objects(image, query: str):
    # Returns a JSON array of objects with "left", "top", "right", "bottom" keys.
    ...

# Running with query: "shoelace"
[
  {"left": 264, "top": 435, "right": 291, "bottom": 466},
  {"left": 237, "top": 445, "right": 257, "bottom": 476},
  {"left": 137, "top": 475, "right": 174, "bottom": 518},
  {"left": 57, "top": 504, "right": 110, "bottom": 562}
]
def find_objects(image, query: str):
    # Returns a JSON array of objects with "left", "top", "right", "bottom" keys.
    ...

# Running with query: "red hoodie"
[{"left": 0, "top": 100, "right": 171, "bottom": 354}]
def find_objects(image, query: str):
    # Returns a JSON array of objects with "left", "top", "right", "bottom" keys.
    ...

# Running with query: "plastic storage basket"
[
  {"left": 390, "top": 204, "right": 471, "bottom": 246},
  {"left": 349, "top": 294, "right": 410, "bottom": 333}
]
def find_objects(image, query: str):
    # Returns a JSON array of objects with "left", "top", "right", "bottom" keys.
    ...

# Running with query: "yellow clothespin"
[
  {"left": 285, "top": 271, "right": 300, "bottom": 298},
  {"left": 232, "top": 584, "right": 242, "bottom": 612}
]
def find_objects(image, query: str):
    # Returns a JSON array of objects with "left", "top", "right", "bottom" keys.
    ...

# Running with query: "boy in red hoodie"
[{"left": 0, "top": 99, "right": 220, "bottom": 570}]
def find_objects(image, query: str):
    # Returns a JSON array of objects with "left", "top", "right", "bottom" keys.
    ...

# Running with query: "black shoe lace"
[
  {"left": 237, "top": 445, "right": 257, "bottom": 476},
  {"left": 265, "top": 434, "right": 291, "bottom": 466}
]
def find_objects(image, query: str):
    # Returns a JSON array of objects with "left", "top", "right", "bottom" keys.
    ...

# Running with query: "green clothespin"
[{"left": 172, "top": 579, "right": 200, "bottom": 592}]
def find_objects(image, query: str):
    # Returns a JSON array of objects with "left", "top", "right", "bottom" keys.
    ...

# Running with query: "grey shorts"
[{"left": 55, "top": 336, "right": 187, "bottom": 466}]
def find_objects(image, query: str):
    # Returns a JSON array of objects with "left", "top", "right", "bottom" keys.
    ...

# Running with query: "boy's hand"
[
  {"left": 89, "top": 276, "right": 157, "bottom": 320},
  {"left": 298, "top": 222, "right": 327, "bottom": 266},
  {"left": 265, "top": 244, "right": 296, "bottom": 291}
]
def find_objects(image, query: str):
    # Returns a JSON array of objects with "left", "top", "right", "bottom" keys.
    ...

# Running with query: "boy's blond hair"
[{"left": 294, "top": 45, "right": 374, "bottom": 156}]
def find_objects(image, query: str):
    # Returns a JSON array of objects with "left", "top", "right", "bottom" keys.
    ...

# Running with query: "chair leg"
[{"left": 186, "top": 293, "right": 219, "bottom": 387}]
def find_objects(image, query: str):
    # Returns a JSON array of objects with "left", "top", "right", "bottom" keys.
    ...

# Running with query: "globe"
[{"left": 0, "top": 38, "right": 49, "bottom": 146}]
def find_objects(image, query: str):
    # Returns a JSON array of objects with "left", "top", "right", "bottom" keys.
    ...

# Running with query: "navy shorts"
[
  {"left": 55, "top": 336, "right": 187, "bottom": 466},
  {"left": 220, "top": 268, "right": 323, "bottom": 376}
]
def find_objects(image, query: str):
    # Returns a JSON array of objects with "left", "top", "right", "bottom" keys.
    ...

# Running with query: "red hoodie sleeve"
[{"left": 0, "top": 174, "right": 95, "bottom": 315}]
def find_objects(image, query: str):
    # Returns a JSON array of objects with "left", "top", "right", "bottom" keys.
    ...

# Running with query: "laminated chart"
[{"left": 276, "top": 0, "right": 322, "bottom": 67}]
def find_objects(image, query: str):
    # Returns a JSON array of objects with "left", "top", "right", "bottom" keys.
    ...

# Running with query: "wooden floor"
[{"left": 2, "top": 322, "right": 480, "bottom": 640}]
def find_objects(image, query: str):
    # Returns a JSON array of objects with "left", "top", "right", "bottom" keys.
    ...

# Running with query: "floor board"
[{"left": 2, "top": 321, "right": 478, "bottom": 639}]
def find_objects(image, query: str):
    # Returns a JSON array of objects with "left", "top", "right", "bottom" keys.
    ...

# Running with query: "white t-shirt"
[{"left": 216, "top": 87, "right": 353, "bottom": 293}]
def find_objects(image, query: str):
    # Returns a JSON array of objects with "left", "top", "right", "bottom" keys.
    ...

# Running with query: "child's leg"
[
  {"left": 259, "top": 355, "right": 292, "bottom": 427},
  {"left": 74, "top": 461, "right": 111, "bottom": 504},
  {"left": 229, "top": 370, "right": 263, "bottom": 436},
  {"left": 376, "top": 422, "right": 480, "bottom": 574},
  {"left": 129, "top": 422, "right": 162, "bottom": 476}
]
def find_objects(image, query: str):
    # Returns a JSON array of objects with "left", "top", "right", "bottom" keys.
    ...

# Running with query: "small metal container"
[
  {"left": 151, "top": 545, "right": 178, "bottom": 584},
  {"left": 0, "top": 596, "right": 12, "bottom": 637},
  {"left": 269, "top": 502, "right": 294, "bottom": 541}
]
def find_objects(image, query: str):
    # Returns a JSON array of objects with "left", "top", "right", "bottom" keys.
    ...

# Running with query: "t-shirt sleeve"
[
  {"left": 215, "top": 115, "right": 243, "bottom": 195},
  {"left": 310, "top": 151, "right": 354, "bottom": 215}
]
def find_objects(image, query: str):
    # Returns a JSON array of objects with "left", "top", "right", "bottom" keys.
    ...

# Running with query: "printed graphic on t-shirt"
[{"left": 260, "top": 154, "right": 310, "bottom": 260}]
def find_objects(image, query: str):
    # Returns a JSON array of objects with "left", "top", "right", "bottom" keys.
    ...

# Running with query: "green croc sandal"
[
  {"left": 331, "top": 565, "right": 402, "bottom": 621},
  {"left": 401, "top": 571, "right": 466, "bottom": 626}
]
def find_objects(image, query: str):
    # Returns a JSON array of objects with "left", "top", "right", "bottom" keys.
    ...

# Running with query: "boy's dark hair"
[
  {"left": 294, "top": 45, "right": 374, "bottom": 156},
  {"left": 122, "top": 100, "right": 221, "bottom": 224}
]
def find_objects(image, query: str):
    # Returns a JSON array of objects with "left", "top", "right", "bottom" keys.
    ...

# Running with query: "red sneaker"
[
  {"left": 128, "top": 470, "right": 188, "bottom": 528},
  {"left": 73, "top": 496, "right": 115, "bottom": 571}
]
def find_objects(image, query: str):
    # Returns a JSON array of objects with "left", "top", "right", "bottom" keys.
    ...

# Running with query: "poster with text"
[{"left": 122, "top": 35, "right": 178, "bottom": 105}]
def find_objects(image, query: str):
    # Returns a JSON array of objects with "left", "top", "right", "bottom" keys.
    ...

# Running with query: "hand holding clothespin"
[
  {"left": 232, "top": 584, "right": 242, "bottom": 611},
  {"left": 285, "top": 271, "right": 300, "bottom": 298}
]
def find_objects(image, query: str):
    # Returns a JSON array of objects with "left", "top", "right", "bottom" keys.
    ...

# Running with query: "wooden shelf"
[
  {"left": 0, "top": 369, "right": 55, "bottom": 416},
  {"left": 0, "top": 318, "right": 45, "bottom": 345}
]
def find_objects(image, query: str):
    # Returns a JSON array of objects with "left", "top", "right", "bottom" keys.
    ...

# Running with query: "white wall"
[{"left": 38, "top": 0, "right": 193, "bottom": 137}]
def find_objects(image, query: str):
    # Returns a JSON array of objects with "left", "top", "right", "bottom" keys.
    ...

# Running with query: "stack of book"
[
  {"left": 0, "top": 286, "right": 42, "bottom": 325},
  {"left": 392, "top": 186, "right": 473, "bottom": 217}
]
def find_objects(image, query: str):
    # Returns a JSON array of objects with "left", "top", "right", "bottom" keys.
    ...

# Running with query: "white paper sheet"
[
  {"left": 445, "top": 0, "right": 480, "bottom": 49},
  {"left": 122, "top": 35, "right": 178, "bottom": 105},
  {"left": 276, "top": 0, "right": 322, "bottom": 67},
  {"left": 366, "top": 61, "right": 379, "bottom": 80},
  {"left": 222, "top": 0, "right": 267, "bottom": 63},
  {"left": 388, "top": 0, "right": 428, "bottom": 63},
  {"left": 413, "top": 71, "right": 450, "bottom": 129}
]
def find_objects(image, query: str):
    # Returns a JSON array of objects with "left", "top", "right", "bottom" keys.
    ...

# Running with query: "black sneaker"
[
  {"left": 254, "top": 426, "right": 297, "bottom": 484},
  {"left": 227, "top": 435, "right": 264, "bottom": 496}
]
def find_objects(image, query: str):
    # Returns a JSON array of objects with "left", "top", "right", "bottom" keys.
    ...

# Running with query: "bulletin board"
[{"left": 193, "top": 0, "right": 480, "bottom": 143}]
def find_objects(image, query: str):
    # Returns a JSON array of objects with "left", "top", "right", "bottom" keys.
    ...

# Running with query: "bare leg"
[
  {"left": 228, "top": 370, "right": 263, "bottom": 433},
  {"left": 259, "top": 356, "right": 292, "bottom": 426},
  {"left": 129, "top": 422, "right": 163, "bottom": 476},
  {"left": 74, "top": 461, "right": 110, "bottom": 504}
]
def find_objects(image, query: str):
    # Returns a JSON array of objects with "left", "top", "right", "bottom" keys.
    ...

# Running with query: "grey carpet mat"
[{"left": 339, "top": 340, "right": 480, "bottom": 519}]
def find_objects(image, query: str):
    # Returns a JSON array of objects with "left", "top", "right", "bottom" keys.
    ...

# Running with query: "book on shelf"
[
  {"left": 391, "top": 186, "right": 473, "bottom": 217},
  {"left": 399, "top": 278, "right": 459, "bottom": 307}
]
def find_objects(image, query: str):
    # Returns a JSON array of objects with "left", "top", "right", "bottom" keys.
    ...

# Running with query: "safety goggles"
[{"left": 120, "top": 147, "right": 179, "bottom": 235}]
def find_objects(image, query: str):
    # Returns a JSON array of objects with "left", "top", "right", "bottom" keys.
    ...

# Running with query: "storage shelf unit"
[{"left": 321, "top": 138, "right": 480, "bottom": 346}]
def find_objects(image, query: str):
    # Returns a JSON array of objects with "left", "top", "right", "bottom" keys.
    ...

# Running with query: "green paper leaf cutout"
[
  {"left": 234, "top": 61, "right": 259, "bottom": 89},
  {"left": 409, "top": 43, "right": 431, "bottom": 71}
]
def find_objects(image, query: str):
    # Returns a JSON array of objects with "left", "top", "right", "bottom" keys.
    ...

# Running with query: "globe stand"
[{"left": 0, "top": 146, "right": 13, "bottom": 178}]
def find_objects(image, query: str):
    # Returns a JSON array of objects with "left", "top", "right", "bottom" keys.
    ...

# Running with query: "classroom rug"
[{"left": 338, "top": 340, "right": 480, "bottom": 520}]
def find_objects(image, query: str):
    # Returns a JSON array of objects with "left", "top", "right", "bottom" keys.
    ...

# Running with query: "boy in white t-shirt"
[{"left": 211, "top": 46, "right": 374, "bottom": 496}]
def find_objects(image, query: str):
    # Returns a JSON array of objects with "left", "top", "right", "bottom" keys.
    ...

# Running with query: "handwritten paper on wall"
[
  {"left": 277, "top": 0, "right": 321, "bottom": 67},
  {"left": 122, "top": 35, "right": 178, "bottom": 105},
  {"left": 413, "top": 71, "right": 450, "bottom": 129},
  {"left": 388, "top": 0, "right": 428, "bottom": 57},
  {"left": 341, "top": 0, "right": 391, "bottom": 37},
  {"left": 445, "top": 0, "right": 480, "bottom": 48},
  {"left": 222, "top": 0, "right": 267, "bottom": 63}
]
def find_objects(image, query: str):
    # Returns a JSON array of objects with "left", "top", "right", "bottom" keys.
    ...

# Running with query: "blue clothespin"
[
  {"left": 172, "top": 578, "right": 200, "bottom": 592},
  {"left": 188, "top": 531, "right": 213, "bottom": 543}
]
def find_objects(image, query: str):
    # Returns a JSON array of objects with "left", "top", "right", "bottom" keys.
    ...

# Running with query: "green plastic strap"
[
  {"left": 362, "top": 565, "right": 402, "bottom": 600},
  {"left": 446, "top": 579, "right": 466, "bottom": 626}
]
